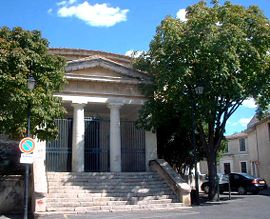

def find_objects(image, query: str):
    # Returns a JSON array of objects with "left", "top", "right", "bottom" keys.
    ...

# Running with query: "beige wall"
[
  {"left": 218, "top": 136, "right": 250, "bottom": 174},
  {"left": 200, "top": 117, "right": 270, "bottom": 183},
  {"left": 216, "top": 118, "right": 270, "bottom": 183},
  {"left": 248, "top": 121, "right": 270, "bottom": 183}
]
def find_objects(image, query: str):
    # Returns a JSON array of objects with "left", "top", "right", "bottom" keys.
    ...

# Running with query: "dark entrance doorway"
[
  {"left": 46, "top": 119, "right": 146, "bottom": 172},
  {"left": 84, "top": 118, "right": 110, "bottom": 172},
  {"left": 224, "top": 162, "right": 231, "bottom": 174},
  {"left": 121, "top": 121, "right": 146, "bottom": 172},
  {"left": 46, "top": 118, "right": 73, "bottom": 172}
]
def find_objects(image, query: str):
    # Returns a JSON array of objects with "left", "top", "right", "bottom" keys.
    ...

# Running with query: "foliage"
[
  {"left": 135, "top": 1, "right": 270, "bottom": 200},
  {"left": 158, "top": 108, "right": 206, "bottom": 173},
  {"left": 0, "top": 27, "right": 66, "bottom": 140},
  {"left": 216, "top": 138, "right": 228, "bottom": 162}
]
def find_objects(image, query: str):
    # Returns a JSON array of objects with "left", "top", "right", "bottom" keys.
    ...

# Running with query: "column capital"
[
  {"left": 107, "top": 102, "right": 123, "bottom": 109},
  {"left": 71, "top": 103, "right": 85, "bottom": 109}
]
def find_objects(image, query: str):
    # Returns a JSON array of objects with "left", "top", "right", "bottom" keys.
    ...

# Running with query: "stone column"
[
  {"left": 108, "top": 103, "right": 123, "bottom": 172},
  {"left": 72, "top": 103, "right": 85, "bottom": 172},
  {"left": 32, "top": 139, "right": 47, "bottom": 213},
  {"left": 145, "top": 131, "right": 158, "bottom": 171}
]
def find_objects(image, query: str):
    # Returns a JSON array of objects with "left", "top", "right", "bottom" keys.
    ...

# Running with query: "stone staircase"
[{"left": 44, "top": 172, "right": 185, "bottom": 214}]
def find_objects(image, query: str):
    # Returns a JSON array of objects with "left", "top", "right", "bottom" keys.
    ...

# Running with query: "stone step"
[
  {"left": 46, "top": 203, "right": 185, "bottom": 213},
  {"left": 46, "top": 190, "right": 175, "bottom": 199},
  {"left": 47, "top": 172, "right": 156, "bottom": 175},
  {"left": 47, "top": 178, "right": 162, "bottom": 183},
  {"left": 46, "top": 177, "right": 160, "bottom": 181},
  {"left": 46, "top": 199, "right": 175, "bottom": 208},
  {"left": 46, "top": 195, "right": 176, "bottom": 203},
  {"left": 47, "top": 175, "right": 160, "bottom": 179},
  {"left": 44, "top": 171, "right": 181, "bottom": 214},
  {"left": 46, "top": 172, "right": 158, "bottom": 179},
  {"left": 48, "top": 185, "right": 171, "bottom": 192},
  {"left": 48, "top": 180, "right": 167, "bottom": 187}
]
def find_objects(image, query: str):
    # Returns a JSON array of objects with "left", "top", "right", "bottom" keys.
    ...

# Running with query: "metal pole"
[
  {"left": 228, "top": 176, "right": 231, "bottom": 200},
  {"left": 23, "top": 164, "right": 29, "bottom": 219},
  {"left": 23, "top": 107, "right": 31, "bottom": 219},
  {"left": 192, "top": 100, "right": 200, "bottom": 205},
  {"left": 216, "top": 174, "right": 220, "bottom": 201}
]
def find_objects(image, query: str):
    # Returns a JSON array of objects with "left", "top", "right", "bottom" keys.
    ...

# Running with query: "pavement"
[{"left": 1, "top": 189, "right": 270, "bottom": 219}]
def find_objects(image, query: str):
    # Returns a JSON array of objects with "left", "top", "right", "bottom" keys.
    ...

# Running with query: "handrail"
[{"left": 149, "top": 159, "right": 191, "bottom": 206}]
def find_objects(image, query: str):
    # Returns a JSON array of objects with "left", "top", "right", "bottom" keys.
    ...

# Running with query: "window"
[
  {"left": 239, "top": 138, "right": 246, "bottom": 152},
  {"left": 240, "top": 161, "right": 247, "bottom": 173},
  {"left": 224, "top": 163, "right": 231, "bottom": 174}
]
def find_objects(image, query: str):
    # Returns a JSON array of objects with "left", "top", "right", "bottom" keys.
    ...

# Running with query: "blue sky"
[{"left": 0, "top": 0, "right": 269, "bottom": 135}]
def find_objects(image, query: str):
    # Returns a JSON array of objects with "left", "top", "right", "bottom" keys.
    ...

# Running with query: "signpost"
[
  {"left": 19, "top": 138, "right": 35, "bottom": 153},
  {"left": 22, "top": 74, "right": 36, "bottom": 219},
  {"left": 19, "top": 137, "right": 35, "bottom": 219}
]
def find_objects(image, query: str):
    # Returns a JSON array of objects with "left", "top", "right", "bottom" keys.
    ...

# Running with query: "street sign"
[
  {"left": 19, "top": 137, "right": 35, "bottom": 154},
  {"left": 20, "top": 153, "right": 34, "bottom": 164}
]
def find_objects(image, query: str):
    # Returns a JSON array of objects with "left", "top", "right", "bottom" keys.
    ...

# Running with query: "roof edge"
[{"left": 49, "top": 48, "right": 131, "bottom": 63}]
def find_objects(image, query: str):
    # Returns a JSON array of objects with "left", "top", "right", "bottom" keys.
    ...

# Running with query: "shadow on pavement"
[
  {"left": 258, "top": 188, "right": 270, "bottom": 196},
  {"left": 0, "top": 213, "right": 34, "bottom": 219},
  {"left": 192, "top": 193, "right": 245, "bottom": 207}
]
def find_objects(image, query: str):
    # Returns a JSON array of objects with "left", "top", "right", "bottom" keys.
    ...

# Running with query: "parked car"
[
  {"left": 201, "top": 172, "right": 267, "bottom": 195},
  {"left": 201, "top": 173, "right": 229, "bottom": 194},
  {"left": 228, "top": 172, "right": 267, "bottom": 195}
]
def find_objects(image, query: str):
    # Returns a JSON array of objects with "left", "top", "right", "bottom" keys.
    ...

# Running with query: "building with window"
[
  {"left": 218, "top": 132, "right": 249, "bottom": 174},
  {"left": 30, "top": 48, "right": 191, "bottom": 214},
  {"left": 218, "top": 115, "right": 270, "bottom": 183},
  {"left": 42, "top": 48, "right": 157, "bottom": 173},
  {"left": 199, "top": 114, "right": 270, "bottom": 184},
  {"left": 246, "top": 115, "right": 270, "bottom": 183}
]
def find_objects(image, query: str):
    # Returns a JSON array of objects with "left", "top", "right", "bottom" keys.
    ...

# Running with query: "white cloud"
[
  {"left": 68, "top": 0, "right": 77, "bottom": 4},
  {"left": 228, "top": 117, "right": 252, "bottom": 128},
  {"left": 125, "top": 50, "right": 144, "bottom": 58},
  {"left": 48, "top": 8, "right": 53, "bottom": 14},
  {"left": 57, "top": 0, "right": 77, "bottom": 6},
  {"left": 239, "top": 117, "right": 252, "bottom": 127},
  {"left": 242, "top": 98, "right": 257, "bottom": 109},
  {"left": 176, "top": 9, "right": 187, "bottom": 22},
  {"left": 57, "top": 1, "right": 129, "bottom": 27}
]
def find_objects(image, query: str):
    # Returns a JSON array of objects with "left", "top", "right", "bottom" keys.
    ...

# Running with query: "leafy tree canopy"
[
  {"left": 0, "top": 27, "right": 66, "bottom": 140},
  {"left": 135, "top": 1, "right": 270, "bottom": 200}
]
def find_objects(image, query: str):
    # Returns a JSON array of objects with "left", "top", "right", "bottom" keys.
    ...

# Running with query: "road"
[{"left": 1, "top": 192, "right": 270, "bottom": 219}]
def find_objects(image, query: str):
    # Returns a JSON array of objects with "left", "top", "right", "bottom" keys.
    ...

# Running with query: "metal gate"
[
  {"left": 84, "top": 118, "right": 110, "bottom": 172},
  {"left": 121, "top": 121, "right": 146, "bottom": 172},
  {"left": 46, "top": 119, "right": 145, "bottom": 172},
  {"left": 46, "top": 119, "right": 72, "bottom": 172}
]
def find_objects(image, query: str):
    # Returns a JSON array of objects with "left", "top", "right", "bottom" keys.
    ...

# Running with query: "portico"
[
  {"left": 45, "top": 48, "right": 157, "bottom": 173},
  {"left": 31, "top": 49, "right": 191, "bottom": 214}
]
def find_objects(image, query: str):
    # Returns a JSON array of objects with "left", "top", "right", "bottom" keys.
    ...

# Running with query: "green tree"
[
  {"left": 0, "top": 27, "right": 66, "bottom": 140},
  {"left": 135, "top": 1, "right": 270, "bottom": 200},
  {"left": 137, "top": 96, "right": 205, "bottom": 173}
]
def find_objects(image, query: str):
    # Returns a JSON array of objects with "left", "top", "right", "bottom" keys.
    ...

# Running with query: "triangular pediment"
[{"left": 65, "top": 56, "right": 151, "bottom": 82}]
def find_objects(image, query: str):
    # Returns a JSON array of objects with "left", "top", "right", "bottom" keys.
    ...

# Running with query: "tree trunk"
[{"left": 207, "top": 149, "right": 219, "bottom": 201}]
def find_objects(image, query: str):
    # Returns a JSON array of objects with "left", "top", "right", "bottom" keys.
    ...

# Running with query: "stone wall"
[
  {"left": 0, "top": 136, "right": 23, "bottom": 175},
  {"left": 0, "top": 136, "right": 26, "bottom": 213},
  {"left": 0, "top": 175, "right": 24, "bottom": 213}
]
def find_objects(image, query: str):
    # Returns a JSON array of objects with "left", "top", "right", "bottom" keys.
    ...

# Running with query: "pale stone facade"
[
  {"left": 32, "top": 48, "right": 159, "bottom": 212},
  {"left": 199, "top": 115, "right": 270, "bottom": 184},
  {"left": 35, "top": 48, "right": 157, "bottom": 173},
  {"left": 218, "top": 132, "right": 249, "bottom": 174},
  {"left": 246, "top": 116, "right": 270, "bottom": 183}
]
